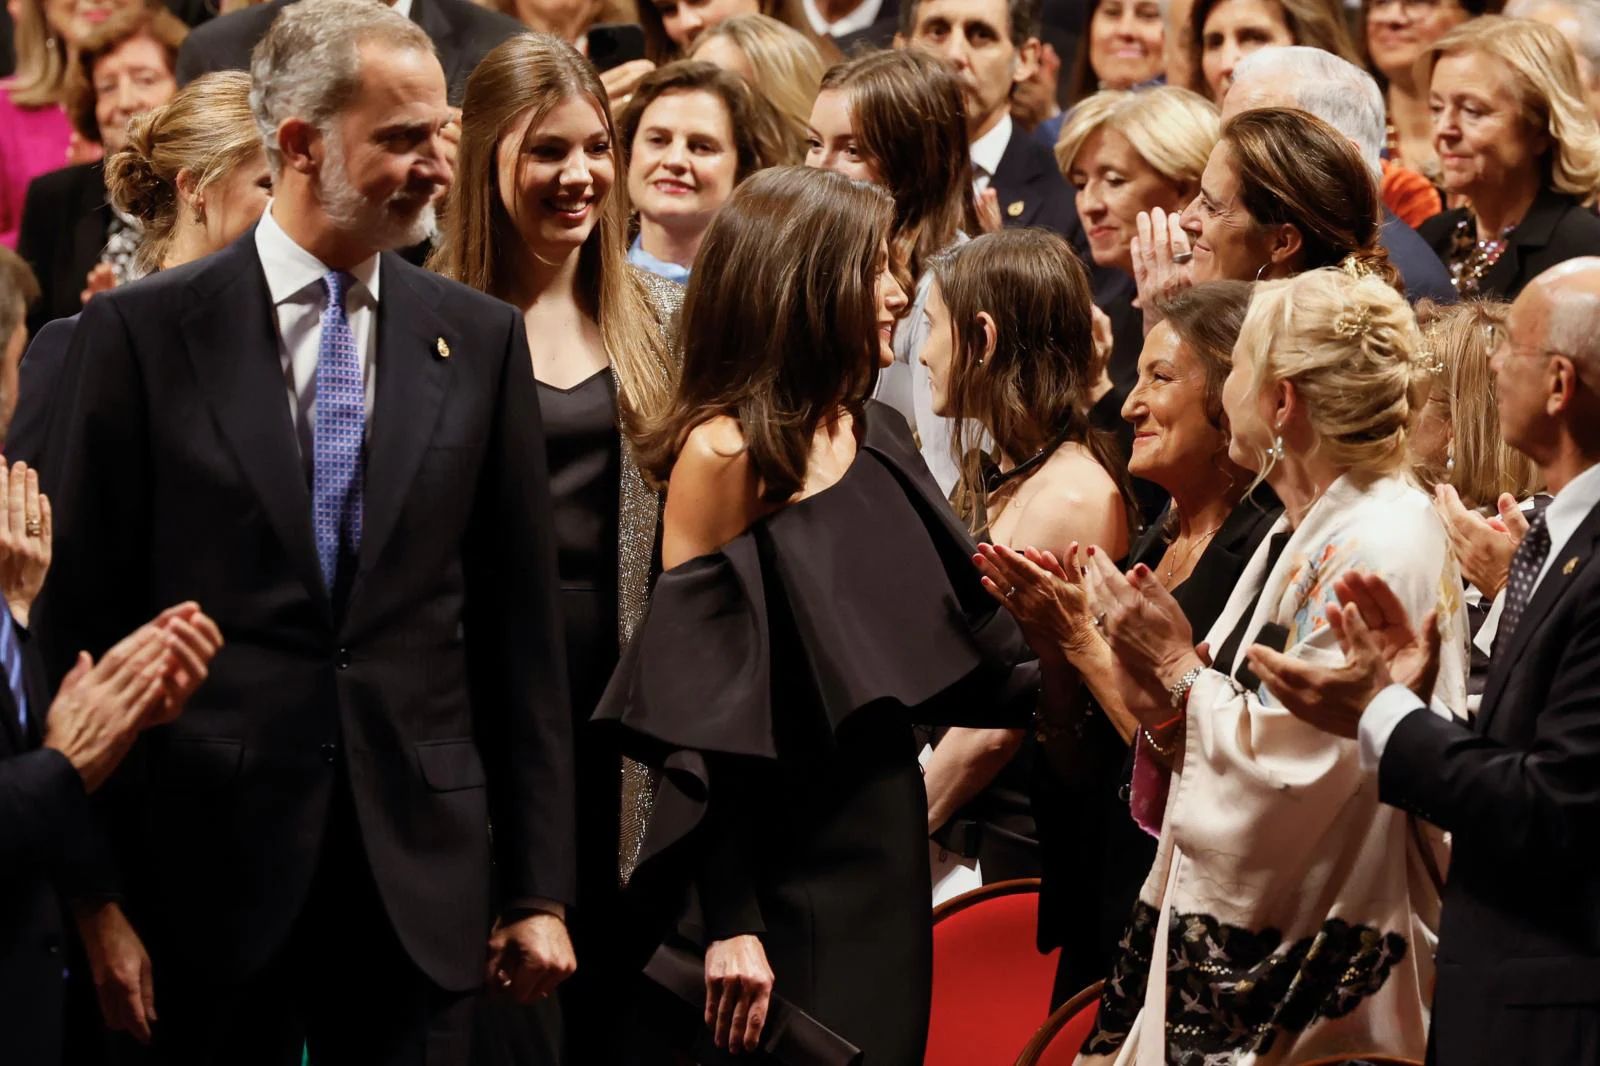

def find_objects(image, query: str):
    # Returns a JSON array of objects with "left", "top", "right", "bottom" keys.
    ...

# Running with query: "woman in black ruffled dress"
[{"left": 594, "top": 166, "right": 1073, "bottom": 1065}]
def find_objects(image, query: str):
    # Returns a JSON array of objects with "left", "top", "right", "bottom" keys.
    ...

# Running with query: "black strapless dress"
[{"left": 595, "top": 401, "right": 1038, "bottom": 1066}]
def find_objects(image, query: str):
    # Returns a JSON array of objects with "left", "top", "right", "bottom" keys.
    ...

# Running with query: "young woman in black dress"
[
  {"left": 594, "top": 165, "right": 1073, "bottom": 1064},
  {"left": 429, "top": 32, "right": 680, "bottom": 1064}
]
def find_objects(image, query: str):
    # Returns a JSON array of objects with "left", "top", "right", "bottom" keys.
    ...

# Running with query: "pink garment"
[{"left": 0, "top": 86, "right": 74, "bottom": 249}]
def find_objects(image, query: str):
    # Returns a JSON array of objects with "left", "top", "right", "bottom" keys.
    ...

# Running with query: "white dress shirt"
[
  {"left": 969, "top": 112, "right": 1012, "bottom": 196},
  {"left": 799, "top": 0, "right": 882, "bottom": 36},
  {"left": 254, "top": 202, "right": 381, "bottom": 462},
  {"left": 1360, "top": 460, "right": 1600, "bottom": 770}
]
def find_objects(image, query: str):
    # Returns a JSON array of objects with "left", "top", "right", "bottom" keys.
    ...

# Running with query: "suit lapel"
[
  {"left": 181, "top": 235, "right": 331, "bottom": 622},
  {"left": 351, "top": 256, "right": 451, "bottom": 596},
  {"left": 72, "top": 165, "right": 110, "bottom": 282},
  {"left": 1479, "top": 500, "right": 1600, "bottom": 732},
  {"left": 991, "top": 130, "right": 1041, "bottom": 230}
]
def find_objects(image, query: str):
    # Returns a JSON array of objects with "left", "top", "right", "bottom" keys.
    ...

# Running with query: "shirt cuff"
[
  {"left": 1473, "top": 587, "right": 1505, "bottom": 657},
  {"left": 1359, "top": 683, "right": 1425, "bottom": 772},
  {"left": 506, "top": 898, "right": 566, "bottom": 922}
]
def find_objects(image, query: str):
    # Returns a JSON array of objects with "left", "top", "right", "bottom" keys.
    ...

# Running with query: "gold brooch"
[
  {"left": 1006, "top": 201, "right": 1024, "bottom": 218},
  {"left": 1564, "top": 557, "right": 1579, "bottom": 575},
  {"left": 435, "top": 337, "right": 451, "bottom": 360}
]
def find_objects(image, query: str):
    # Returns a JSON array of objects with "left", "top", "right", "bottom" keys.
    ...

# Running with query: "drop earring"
[{"left": 1446, "top": 442, "right": 1456, "bottom": 476}]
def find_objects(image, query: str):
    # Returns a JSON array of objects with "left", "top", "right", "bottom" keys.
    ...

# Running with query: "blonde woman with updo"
[
  {"left": 1074, "top": 266, "right": 1467, "bottom": 1065},
  {"left": 689, "top": 14, "right": 826, "bottom": 165},
  {"left": 9, "top": 70, "right": 268, "bottom": 470}
]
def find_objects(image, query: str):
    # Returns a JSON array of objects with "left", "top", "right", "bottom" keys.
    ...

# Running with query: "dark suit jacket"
[
  {"left": 832, "top": 0, "right": 899, "bottom": 53},
  {"left": 175, "top": 0, "right": 525, "bottom": 104},
  {"left": 0, "top": 626, "right": 110, "bottom": 1066},
  {"left": 16, "top": 163, "right": 109, "bottom": 338},
  {"left": 991, "top": 124, "right": 1079, "bottom": 243},
  {"left": 34, "top": 228, "right": 574, "bottom": 993},
  {"left": 8, "top": 313, "right": 77, "bottom": 479},
  {"left": 1379, "top": 495, "right": 1600, "bottom": 1065},
  {"left": 1381, "top": 208, "right": 1454, "bottom": 307},
  {"left": 1418, "top": 187, "right": 1600, "bottom": 302}
]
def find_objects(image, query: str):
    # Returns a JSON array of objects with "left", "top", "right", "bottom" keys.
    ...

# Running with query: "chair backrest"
[
  {"left": 1013, "top": 981, "right": 1103, "bottom": 1066},
  {"left": 926, "top": 879, "right": 1059, "bottom": 1066}
]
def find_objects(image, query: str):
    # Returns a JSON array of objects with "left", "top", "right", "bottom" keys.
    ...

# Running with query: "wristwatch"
[{"left": 1168, "top": 665, "right": 1204, "bottom": 712}]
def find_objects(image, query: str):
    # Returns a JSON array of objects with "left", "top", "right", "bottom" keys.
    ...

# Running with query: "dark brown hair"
[
  {"left": 68, "top": 5, "right": 187, "bottom": 143},
  {"left": 637, "top": 166, "right": 894, "bottom": 503},
  {"left": 617, "top": 60, "right": 782, "bottom": 184},
  {"left": 1221, "top": 107, "right": 1399, "bottom": 288},
  {"left": 820, "top": 48, "right": 976, "bottom": 285},
  {"left": 1158, "top": 279, "right": 1254, "bottom": 428},
  {"left": 0, "top": 245, "right": 41, "bottom": 346},
  {"left": 428, "top": 32, "right": 671, "bottom": 429},
  {"left": 930, "top": 229, "right": 1136, "bottom": 531},
  {"left": 1187, "top": 0, "right": 1358, "bottom": 96}
]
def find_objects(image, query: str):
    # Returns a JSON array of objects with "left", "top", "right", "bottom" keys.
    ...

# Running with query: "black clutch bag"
[{"left": 641, "top": 943, "right": 865, "bottom": 1066}]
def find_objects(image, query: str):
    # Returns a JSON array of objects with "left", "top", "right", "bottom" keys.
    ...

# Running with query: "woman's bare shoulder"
[{"left": 662, "top": 416, "right": 766, "bottom": 568}]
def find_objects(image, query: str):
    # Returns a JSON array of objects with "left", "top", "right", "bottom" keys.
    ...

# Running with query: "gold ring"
[{"left": 24, "top": 520, "right": 41, "bottom": 537}]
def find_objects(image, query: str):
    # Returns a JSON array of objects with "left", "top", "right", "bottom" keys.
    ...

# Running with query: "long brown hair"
[
  {"left": 428, "top": 32, "right": 671, "bottom": 430},
  {"left": 1221, "top": 107, "right": 1399, "bottom": 288},
  {"left": 819, "top": 48, "right": 976, "bottom": 285},
  {"left": 930, "top": 229, "right": 1136, "bottom": 531},
  {"left": 637, "top": 166, "right": 894, "bottom": 503}
]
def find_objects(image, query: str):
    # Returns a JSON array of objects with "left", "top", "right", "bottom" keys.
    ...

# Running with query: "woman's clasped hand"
[{"left": 1130, "top": 205, "right": 1194, "bottom": 333}]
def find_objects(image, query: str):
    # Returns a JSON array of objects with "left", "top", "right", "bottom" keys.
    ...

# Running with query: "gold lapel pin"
[
  {"left": 1006, "top": 201, "right": 1025, "bottom": 218},
  {"left": 435, "top": 337, "right": 451, "bottom": 360},
  {"left": 1564, "top": 556, "right": 1579, "bottom": 575}
]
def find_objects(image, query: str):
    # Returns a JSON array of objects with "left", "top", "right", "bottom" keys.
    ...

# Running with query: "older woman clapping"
[
  {"left": 1070, "top": 266, "right": 1466, "bottom": 1065},
  {"left": 1132, "top": 106, "right": 1396, "bottom": 333},
  {"left": 975, "top": 280, "right": 1280, "bottom": 1000},
  {"left": 1419, "top": 16, "right": 1600, "bottom": 298}
]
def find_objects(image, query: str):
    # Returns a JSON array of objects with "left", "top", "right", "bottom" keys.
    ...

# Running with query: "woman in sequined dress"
[
  {"left": 1417, "top": 16, "right": 1600, "bottom": 299},
  {"left": 429, "top": 32, "right": 679, "bottom": 1065}
]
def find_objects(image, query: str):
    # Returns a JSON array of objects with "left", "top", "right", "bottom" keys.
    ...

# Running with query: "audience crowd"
[{"left": 2, "top": 0, "right": 1600, "bottom": 1059}]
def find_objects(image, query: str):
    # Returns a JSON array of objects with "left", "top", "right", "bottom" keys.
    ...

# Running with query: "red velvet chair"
[
  {"left": 925, "top": 879, "right": 1059, "bottom": 1066},
  {"left": 1013, "top": 981, "right": 1103, "bottom": 1066}
]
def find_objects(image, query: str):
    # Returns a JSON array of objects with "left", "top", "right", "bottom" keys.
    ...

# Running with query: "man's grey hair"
[
  {"left": 1546, "top": 291, "right": 1600, "bottom": 378},
  {"left": 249, "top": 0, "right": 435, "bottom": 176},
  {"left": 1231, "top": 46, "right": 1387, "bottom": 180}
]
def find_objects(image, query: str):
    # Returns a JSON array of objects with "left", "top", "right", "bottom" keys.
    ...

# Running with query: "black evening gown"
[
  {"left": 1036, "top": 486, "right": 1281, "bottom": 1005},
  {"left": 595, "top": 401, "right": 1039, "bottom": 1066},
  {"left": 474, "top": 370, "right": 625, "bottom": 1066}
]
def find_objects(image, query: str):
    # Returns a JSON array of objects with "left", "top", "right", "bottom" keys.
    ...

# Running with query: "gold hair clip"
[
  {"left": 1333, "top": 305, "right": 1374, "bottom": 339},
  {"left": 1340, "top": 256, "right": 1375, "bottom": 280},
  {"left": 1416, "top": 345, "right": 1446, "bottom": 375}
]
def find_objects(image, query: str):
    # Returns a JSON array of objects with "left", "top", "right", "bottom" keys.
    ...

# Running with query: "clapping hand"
[
  {"left": 1082, "top": 547, "right": 1204, "bottom": 726},
  {"left": 485, "top": 912, "right": 576, "bottom": 1004},
  {"left": 0, "top": 459, "right": 51, "bottom": 626},
  {"left": 705, "top": 934, "right": 773, "bottom": 1054},
  {"left": 1129, "top": 206, "right": 1193, "bottom": 336},
  {"left": 1435, "top": 484, "right": 1527, "bottom": 597},
  {"left": 974, "top": 542, "right": 1100, "bottom": 663}
]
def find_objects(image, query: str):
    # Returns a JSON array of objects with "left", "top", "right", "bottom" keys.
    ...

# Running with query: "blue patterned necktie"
[
  {"left": 0, "top": 609, "right": 28, "bottom": 733},
  {"left": 1495, "top": 510, "right": 1551, "bottom": 655},
  {"left": 312, "top": 271, "right": 365, "bottom": 596}
]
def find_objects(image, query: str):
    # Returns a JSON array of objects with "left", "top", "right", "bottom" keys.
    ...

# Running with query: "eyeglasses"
[{"left": 1369, "top": 0, "right": 1453, "bottom": 17}]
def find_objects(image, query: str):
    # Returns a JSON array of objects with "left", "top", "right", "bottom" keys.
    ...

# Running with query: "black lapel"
[
  {"left": 410, "top": 0, "right": 467, "bottom": 102},
  {"left": 1479, "top": 497, "right": 1600, "bottom": 731},
  {"left": 1482, "top": 190, "right": 1573, "bottom": 297},
  {"left": 180, "top": 232, "right": 331, "bottom": 623},
  {"left": 350, "top": 256, "right": 452, "bottom": 597},
  {"left": 71, "top": 165, "right": 111, "bottom": 280},
  {"left": 991, "top": 129, "right": 1043, "bottom": 230}
]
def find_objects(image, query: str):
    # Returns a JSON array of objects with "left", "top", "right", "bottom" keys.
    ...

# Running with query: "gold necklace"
[{"left": 1160, "top": 523, "right": 1224, "bottom": 584}]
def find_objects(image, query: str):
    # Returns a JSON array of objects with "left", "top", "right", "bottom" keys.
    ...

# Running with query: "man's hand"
[
  {"left": 74, "top": 901, "right": 156, "bottom": 1044},
  {"left": 705, "top": 934, "right": 773, "bottom": 1055},
  {"left": 599, "top": 58, "right": 655, "bottom": 111},
  {"left": 1010, "top": 41, "right": 1061, "bottom": 131},
  {"left": 146, "top": 603, "right": 224, "bottom": 727},
  {"left": 485, "top": 912, "right": 576, "bottom": 1004},
  {"left": 1332, "top": 571, "right": 1442, "bottom": 703},
  {"left": 43, "top": 634, "right": 167, "bottom": 793},
  {"left": 80, "top": 262, "right": 117, "bottom": 306},
  {"left": 0, "top": 459, "right": 50, "bottom": 626},
  {"left": 1435, "top": 484, "right": 1523, "bottom": 598},
  {"left": 1245, "top": 601, "right": 1394, "bottom": 739}
]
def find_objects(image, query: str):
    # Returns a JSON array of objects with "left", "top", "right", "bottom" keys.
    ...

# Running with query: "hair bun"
[{"left": 104, "top": 109, "right": 177, "bottom": 224}]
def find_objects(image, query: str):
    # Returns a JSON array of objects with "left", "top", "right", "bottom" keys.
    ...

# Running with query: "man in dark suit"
[
  {"left": 15, "top": 163, "right": 112, "bottom": 337},
  {"left": 1223, "top": 46, "right": 1456, "bottom": 305},
  {"left": 1247, "top": 258, "right": 1600, "bottom": 1064},
  {"left": 175, "top": 0, "right": 523, "bottom": 105},
  {"left": 0, "top": 246, "right": 221, "bottom": 1066},
  {"left": 36, "top": 2, "right": 575, "bottom": 1062},
  {"left": 898, "top": 0, "right": 1079, "bottom": 241}
]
